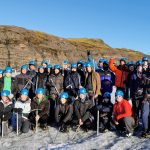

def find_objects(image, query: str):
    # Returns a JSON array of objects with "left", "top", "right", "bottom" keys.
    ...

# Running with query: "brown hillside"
[{"left": 0, "top": 25, "right": 149, "bottom": 69}]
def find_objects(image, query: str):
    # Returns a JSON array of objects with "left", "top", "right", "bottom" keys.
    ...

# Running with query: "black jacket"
[
  {"left": 0, "top": 100, "right": 13, "bottom": 121},
  {"left": 55, "top": 103, "right": 73, "bottom": 123},
  {"left": 74, "top": 96, "right": 93, "bottom": 122}
]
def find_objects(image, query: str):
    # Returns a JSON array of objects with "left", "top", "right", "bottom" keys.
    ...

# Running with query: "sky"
[{"left": 0, "top": 0, "right": 150, "bottom": 55}]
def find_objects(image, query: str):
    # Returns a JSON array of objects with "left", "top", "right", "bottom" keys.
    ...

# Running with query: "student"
[
  {"left": 96, "top": 92, "right": 113, "bottom": 132},
  {"left": 0, "top": 90, "right": 13, "bottom": 135},
  {"left": 55, "top": 92, "right": 73, "bottom": 132},
  {"left": 29, "top": 88, "right": 50, "bottom": 130},
  {"left": 74, "top": 88, "right": 94, "bottom": 131},
  {"left": 14, "top": 89, "right": 31, "bottom": 133},
  {"left": 113, "top": 90, "right": 135, "bottom": 137}
]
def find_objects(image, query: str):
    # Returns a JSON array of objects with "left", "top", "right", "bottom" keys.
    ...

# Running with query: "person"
[
  {"left": 13, "top": 89, "right": 31, "bottom": 133},
  {"left": 77, "top": 60, "right": 86, "bottom": 87},
  {"left": 64, "top": 63, "right": 81, "bottom": 99},
  {"left": 14, "top": 65, "right": 31, "bottom": 99},
  {"left": 27, "top": 60, "right": 37, "bottom": 99},
  {"left": 96, "top": 60, "right": 115, "bottom": 95},
  {"left": 84, "top": 62, "right": 101, "bottom": 106},
  {"left": 74, "top": 88, "right": 94, "bottom": 131},
  {"left": 142, "top": 57, "right": 149, "bottom": 77},
  {"left": 46, "top": 65, "right": 64, "bottom": 122},
  {"left": 62, "top": 60, "right": 70, "bottom": 79},
  {"left": 55, "top": 92, "right": 73, "bottom": 132},
  {"left": 141, "top": 94, "right": 150, "bottom": 137},
  {"left": 113, "top": 90, "right": 135, "bottom": 137},
  {"left": 130, "top": 60, "right": 145, "bottom": 123},
  {"left": 96, "top": 92, "right": 113, "bottom": 132},
  {"left": 3, "top": 66, "right": 13, "bottom": 92},
  {"left": 0, "top": 69, "right": 4, "bottom": 97},
  {"left": 109, "top": 57, "right": 128, "bottom": 94},
  {"left": 0, "top": 90, "right": 13, "bottom": 135},
  {"left": 33, "top": 65, "right": 47, "bottom": 93},
  {"left": 29, "top": 88, "right": 50, "bottom": 130}
]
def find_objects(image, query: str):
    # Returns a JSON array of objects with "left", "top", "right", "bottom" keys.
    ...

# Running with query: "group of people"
[{"left": 0, "top": 51, "right": 149, "bottom": 138}]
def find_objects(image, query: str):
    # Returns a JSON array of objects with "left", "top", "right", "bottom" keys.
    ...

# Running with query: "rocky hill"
[{"left": 0, "top": 25, "right": 149, "bottom": 69}]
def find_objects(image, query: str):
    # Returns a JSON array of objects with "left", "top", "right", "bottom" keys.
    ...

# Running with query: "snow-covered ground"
[{"left": 0, "top": 126, "right": 149, "bottom": 150}]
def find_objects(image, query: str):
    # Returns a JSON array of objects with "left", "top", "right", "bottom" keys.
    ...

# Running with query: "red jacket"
[
  {"left": 109, "top": 58, "right": 128, "bottom": 88},
  {"left": 113, "top": 99, "right": 132, "bottom": 121}
]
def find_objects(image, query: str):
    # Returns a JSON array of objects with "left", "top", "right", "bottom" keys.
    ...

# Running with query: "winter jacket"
[
  {"left": 55, "top": 103, "right": 73, "bottom": 123},
  {"left": 96, "top": 68, "right": 115, "bottom": 93},
  {"left": 30, "top": 96, "right": 50, "bottom": 118},
  {"left": 47, "top": 73, "right": 64, "bottom": 98},
  {"left": 109, "top": 59, "right": 128, "bottom": 89},
  {"left": 74, "top": 96, "right": 93, "bottom": 122},
  {"left": 14, "top": 73, "right": 31, "bottom": 92},
  {"left": 0, "top": 77, "right": 4, "bottom": 92},
  {"left": 14, "top": 98, "right": 31, "bottom": 119},
  {"left": 0, "top": 99, "right": 13, "bottom": 121},
  {"left": 64, "top": 71, "right": 81, "bottom": 96},
  {"left": 113, "top": 99, "right": 132, "bottom": 121},
  {"left": 85, "top": 70, "right": 101, "bottom": 95},
  {"left": 33, "top": 73, "right": 47, "bottom": 92}
]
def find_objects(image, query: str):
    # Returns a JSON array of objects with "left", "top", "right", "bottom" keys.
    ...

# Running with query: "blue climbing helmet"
[
  {"left": 127, "top": 61, "right": 135, "bottom": 66},
  {"left": 29, "top": 60, "right": 36, "bottom": 66},
  {"left": 41, "top": 60, "right": 48, "bottom": 66},
  {"left": 0, "top": 69, "right": 4, "bottom": 75},
  {"left": 115, "top": 90, "right": 124, "bottom": 97},
  {"left": 21, "top": 64, "right": 28, "bottom": 70},
  {"left": 1, "top": 90, "right": 10, "bottom": 97},
  {"left": 99, "top": 58, "right": 106, "bottom": 63},
  {"left": 47, "top": 64, "right": 52, "bottom": 69},
  {"left": 136, "top": 60, "right": 143, "bottom": 66},
  {"left": 71, "top": 63, "right": 77, "bottom": 68},
  {"left": 54, "top": 64, "right": 61, "bottom": 70},
  {"left": 21, "top": 89, "right": 29, "bottom": 96},
  {"left": 120, "top": 57, "right": 127, "bottom": 62},
  {"left": 38, "top": 65, "right": 44, "bottom": 69},
  {"left": 60, "top": 92, "right": 69, "bottom": 99},
  {"left": 142, "top": 57, "right": 148, "bottom": 62},
  {"left": 103, "top": 92, "right": 111, "bottom": 98},
  {"left": 63, "top": 60, "right": 69, "bottom": 65},
  {"left": 36, "top": 88, "right": 45, "bottom": 95},
  {"left": 86, "top": 62, "right": 93, "bottom": 68},
  {"left": 79, "top": 88, "right": 87, "bottom": 94},
  {"left": 5, "top": 66, "right": 12, "bottom": 73}
]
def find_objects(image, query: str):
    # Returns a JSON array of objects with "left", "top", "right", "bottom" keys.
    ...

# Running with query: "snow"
[{"left": 0, "top": 126, "right": 149, "bottom": 150}]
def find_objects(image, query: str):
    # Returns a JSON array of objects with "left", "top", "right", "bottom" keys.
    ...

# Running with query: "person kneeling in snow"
[
  {"left": 29, "top": 88, "right": 50, "bottom": 130},
  {"left": 113, "top": 90, "right": 135, "bottom": 137},
  {"left": 13, "top": 89, "right": 31, "bottom": 133},
  {"left": 74, "top": 88, "right": 94, "bottom": 131},
  {"left": 55, "top": 92, "right": 73, "bottom": 133},
  {"left": 96, "top": 92, "right": 113, "bottom": 132},
  {"left": 0, "top": 90, "right": 13, "bottom": 135}
]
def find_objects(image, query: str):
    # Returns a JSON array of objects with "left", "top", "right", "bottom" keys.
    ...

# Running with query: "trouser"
[
  {"left": 132, "top": 97, "right": 143, "bottom": 122},
  {"left": 0, "top": 120, "right": 8, "bottom": 136},
  {"left": 29, "top": 114, "right": 49, "bottom": 127},
  {"left": 99, "top": 116, "right": 111, "bottom": 131},
  {"left": 18, "top": 117, "right": 30, "bottom": 133},
  {"left": 142, "top": 101, "right": 150, "bottom": 131},
  {"left": 117, "top": 117, "right": 135, "bottom": 133}
]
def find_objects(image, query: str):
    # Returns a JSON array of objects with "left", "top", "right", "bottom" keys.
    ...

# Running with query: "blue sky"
[{"left": 0, "top": 0, "right": 150, "bottom": 55}]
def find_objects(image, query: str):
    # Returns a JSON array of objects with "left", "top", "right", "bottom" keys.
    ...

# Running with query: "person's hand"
[
  {"left": 35, "top": 115, "right": 40, "bottom": 121},
  {"left": 114, "top": 120, "right": 119, "bottom": 125},
  {"left": 79, "top": 119, "right": 83, "bottom": 126},
  {"left": 94, "top": 94, "right": 98, "bottom": 99}
]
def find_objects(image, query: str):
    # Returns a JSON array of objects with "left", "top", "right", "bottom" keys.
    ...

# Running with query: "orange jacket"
[
  {"left": 113, "top": 99, "right": 132, "bottom": 121},
  {"left": 109, "top": 58, "right": 128, "bottom": 88}
]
